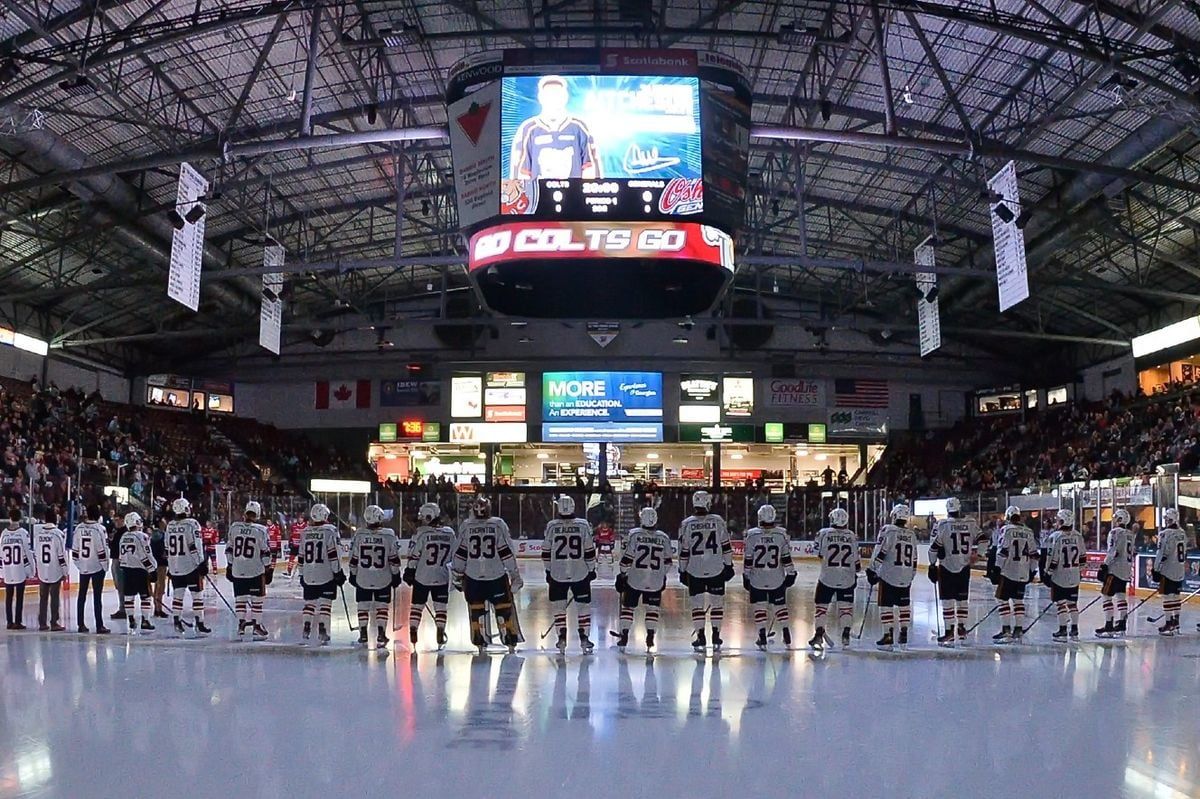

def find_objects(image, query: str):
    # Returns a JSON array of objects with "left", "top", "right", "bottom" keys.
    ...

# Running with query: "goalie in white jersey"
[
  {"left": 118, "top": 512, "right": 157, "bottom": 633},
  {"left": 1096, "top": 508, "right": 1135, "bottom": 638},
  {"left": 348, "top": 504, "right": 403, "bottom": 649},
  {"left": 813, "top": 507, "right": 860, "bottom": 649},
  {"left": 33, "top": 511, "right": 68, "bottom": 632},
  {"left": 299, "top": 503, "right": 345, "bottom": 645},
  {"left": 678, "top": 491, "right": 734, "bottom": 653},
  {"left": 1043, "top": 508, "right": 1084, "bottom": 642},
  {"left": 226, "top": 501, "right": 273, "bottom": 641},
  {"left": 1151, "top": 507, "right": 1188, "bottom": 636},
  {"left": 72, "top": 504, "right": 110, "bottom": 634},
  {"left": 2, "top": 509, "right": 35, "bottom": 630},
  {"left": 542, "top": 495, "right": 598, "bottom": 654},
  {"left": 743, "top": 504, "right": 796, "bottom": 650},
  {"left": 615, "top": 507, "right": 673, "bottom": 653},
  {"left": 452, "top": 496, "right": 524, "bottom": 653},
  {"left": 928, "top": 498, "right": 984, "bottom": 646},
  {"left": 988, "top": 506, "right": 1037, "bottom": 642},
  {"left": 868, "top": 504, "right": 918, "bottom": 650},
  {"left": 165, "top": 499, "right": 210, "bottom": 636},
  {"left": 404, "top": 503, "right": 455, "bottom": 649}
]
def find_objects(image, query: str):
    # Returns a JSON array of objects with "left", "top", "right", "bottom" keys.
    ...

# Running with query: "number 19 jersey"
[
  {"left": 871, "top": 524, "right": 917, "bottom": 588},
  {"left": 815, "top": 526, "right": 859, "bottom": 589},
  {"left": 300, "top": 523, "right": 342, "bottom": 585},
  {"left": 678, "top": 514, "right": 732, "bottom": 579},
  {"left": 620, "top": 528, "right": 672, "bottom": 592},
  {"left": 408, "top": 525, "right": 456, "bottom": 586}
]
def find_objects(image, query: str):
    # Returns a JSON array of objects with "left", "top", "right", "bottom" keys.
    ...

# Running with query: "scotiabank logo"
[{"left": 658, "top": 178, "right": 703, "bottom": 215}]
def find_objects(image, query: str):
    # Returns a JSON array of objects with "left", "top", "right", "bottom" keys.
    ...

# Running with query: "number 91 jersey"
[
  {"left": 543, "top": 518, "right": 596, "bottom": 582},
  {"left": 871, "top": 524, "right": 917, "bottom": 588},
  {"left": 815, "top": 527, "right": 859, "bottom": 589}
]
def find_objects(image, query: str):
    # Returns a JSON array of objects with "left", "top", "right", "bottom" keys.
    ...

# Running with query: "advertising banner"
[
  {"left": 448, "top": 80, "right": 502, "bottom": 230},
  {"left": 542, "top": 422, "right": 663, "bottom": 443},
  {"left": 827, "top": 408, "right": 888, "bottom": 438},
  {"left": 764, "top": 378, "right": 824, "bottom": 408},
  {"left": 451, "top": 376, "right": 483, "bottom": 418},
  {"left": 722, "top": 376, "right": 753, "bottom": 418},
  {"left": 380, "top": 379, "right": 442, "bottom": 407},
  {"left": 542, "top": 371, "right": 663, "bottom": 422},
  {"left": 679, "top": 423, "right": 754, "bottom": 443},
  {"left": 449, "top": 422, "right": 528, "bottom": 444},
  {"left": 1136, "top": 553, "right": 1200, "bottom": 592}
]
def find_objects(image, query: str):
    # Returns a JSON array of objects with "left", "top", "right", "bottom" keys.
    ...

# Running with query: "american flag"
[{"left": 833, "top": 378, "right": 888, "bottom": 408}]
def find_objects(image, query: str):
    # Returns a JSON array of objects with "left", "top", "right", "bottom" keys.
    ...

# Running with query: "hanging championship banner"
[
  {"left": 914, "top": 240, "right": 941, "bottom": 357},
  {"left": 988, "top": 161, "right": 1029, "bottom": 312},
  {"left": 258, "top": 245, "right": 284, "bottom": 354},
  {"left": 167, "top": 162, "right": 209, "bottom": 311}
]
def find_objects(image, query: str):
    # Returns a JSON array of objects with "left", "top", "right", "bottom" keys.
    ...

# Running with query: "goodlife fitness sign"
[{"left": 468, "top": 221, "right": 734, "bottom": 272}]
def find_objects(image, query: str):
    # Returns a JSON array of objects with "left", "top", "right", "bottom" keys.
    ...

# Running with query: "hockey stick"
[
  {"left": 540, "top": 596, "right": 574, "bottom": 641},
  {"left": 1127, "top": 587, "right": 1160, "bottom": 616},
  {"left": 339, "top": 584, "right": 354, "bottom": 632},
  {"left": 1021, "top": 602, "right": 1056, "bottom": 634},
  {"left": 1077, "top": 593, "right": 1105, "bottom": 615},
  {"left": 207, "top": 578, "right": 236, "bottom": 616},
  {"left": 1149, "top": 585, "right": 1200, "bottom": 623},
  {"left": 855, "top": 584, "right": 875, "bottom": 640},
  {"left": 963, "top": 603, "right": 1003, "bottom": 636}
]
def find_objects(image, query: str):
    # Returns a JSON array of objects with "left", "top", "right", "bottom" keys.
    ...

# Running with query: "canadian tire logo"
[{"left": 456, "top": 101, "right": 491, "bottom": 146}]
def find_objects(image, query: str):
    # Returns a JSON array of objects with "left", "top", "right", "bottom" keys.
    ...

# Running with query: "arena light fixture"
[
  {"left": 1132, "top": 315, "right": 1200, "bottom": 358},
  {"left": 309, "top": 478, "right": 371, "bottom": 494},
  {"left": 13, "top": 331, "right": 49, "bottom": 355}
]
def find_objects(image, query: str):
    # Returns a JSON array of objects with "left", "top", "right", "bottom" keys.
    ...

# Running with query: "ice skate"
[
  {"left": 841, "top": 627, "right": 851, "bottom": 648},
  {"left": 194, "top": 619, "right": 210, "bottom": 636},
  {"left": 937, "top": 630, "right": 957, "bottom": 647},
  {"left": 1051, "top": 626, "right": 1069, "bottom": 642},
  {"left": 875, "top": 631, "right": 894, "bottom": 651},
  {"left": 1158, "top": 620, "right": 1178, "bottom": 637},
  {"left": 1010, "top": 626, "right": 1024, "bottom": 642},
  {"left": 615, "top": 629, "right": 629, "bottom": 653},
  {"left": 692, "top": 629, "right": 706, "bottom": 653},
  {"left": 318, "top": 625, "right": 331, "bottom": 646},
  {"left": 898, "top": 628, "right": 909, "bottom": 649},
  {"left": 409, "top": 626, "right": 419, "bottom": 645},
  {"left": 992, "top": 627, "right": 1012, "bottom": 643},
  {"left": 173, "top": 617, "right": 186, "bottom": 636},
  {"left": 503, "top": 631, "right": 519, "bottom": 654},
  {"left": 1113, "top": 618, "right": 1127, "bottom": 637},
  {"left": 757, "top": 629, "right": 769, "bottom": 651},
  {"left": 782, "top": 628, "right": 792, "bottom": 647},
  {"left": 711, "top": 627, "right": 723, "bottom": 653},
  {"left": 555, "top": 629, "right": 568, "bottom": 654},
  {"left": 1069, "top": 624, "right": 1079, "bottom": 639},
  {"left": 237, "top": 621, "right": 249, "bottom": 639},
  {"left": 376, "top": 628, "right": 389, "bottom": 649},
  {"left": 1095, "top": 620, "right": 1114, "bottom": 638},
  {"left": 579, "top": 633, "right": 594, "bottom": 655},
  {"left": 807, "top": 628, "right": 824, "bottom": 651},
  {"left": 139, "top": 618, "right": 154, "bottom": 632},
  {"left": 436, "top": 628, "right": 448, "bottom": 649},
  {"left": 302, "top": 622, "right": 311, "bottom": 642},
  {"left": 252, "top": 622, "right": 269, "bottom": 641},
  {"left": 358, "top": 627, "right": 370, "bottom": 647}
]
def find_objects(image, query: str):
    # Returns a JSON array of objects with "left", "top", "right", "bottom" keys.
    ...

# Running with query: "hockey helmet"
[
  {"left": 124, "top": 511, "right": 143, "bottom": 530},
  {"left": 1005, "top": 505, "right": 1022, "bottom": 521},
  {"left": 244, "top": 500, "right": 262, "bottom": 518},
  {"left": 692, "top": 490, "right": 712, "bottom": 511},
  {"left": 639, "top": 507, "right": 658, "bottom": 528},
  {"left": 417, "top": 503, "right": 440, "bottom": 524},
  {"left": 890, "top": 503, "right": 911, "bottom": 523},
  {"left": 556, "top": 495, "right": 576, "bottom": 517},
  {"left": 171, "top": 497, "right": 191, "bottom": 516},
  {"left": 1112, "top": 508, "right": 1131, "bottom": 527},
  {"left": 309, "top": 503, "right": 330, "bottom": 523},
  {"left": 1055, "top": 508, "right": 1074, "bottom": 528},
  {"left": 757, "top": 504, "right": 776, "bottom": 525},
  {"left": 472, "top": 496, "right": 492, "bottom": 518},
  {"left": 829, "top": 507, "right": 849, "bottom": 528},
  {"left": 1163, "top": 507, "right": 1180, "bottom": 526},
  {"left": 362, "top": 505, "right": 386, "bottom": 526},
  {"left": 945, "top": 497, "right": 961, "bottom": 515}
]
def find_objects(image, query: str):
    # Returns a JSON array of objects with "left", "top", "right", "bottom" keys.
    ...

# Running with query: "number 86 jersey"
[
  {"left": 815, "top": 527, "right": 859, "bottom": 589},
  {"left": 871, "top": 524, "right": 918, "bottom": 588}
]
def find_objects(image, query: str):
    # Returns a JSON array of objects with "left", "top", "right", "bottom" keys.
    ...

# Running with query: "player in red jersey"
[
  {"left": 267, "top": 519, "right": 283, "bottom": 563},
  {"left": 200, "top": 518, "right": 220, "bottom": 573},
  {"left": 286, "top": 517, "right": 306, "bottom": 579},
  {"left": 594, "top": 521, "right": 616, "bottom": 564}
]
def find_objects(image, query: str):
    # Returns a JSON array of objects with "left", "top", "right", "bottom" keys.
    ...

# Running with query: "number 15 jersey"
[
  {"left": 871, "top": 524, "right": 917, "bottom": 588},
  {"left": 929, "top": 518, "right": 981, "bottom": 574},
  {"left": 815, "top": 526, "right": 859, "bottom": 589}
]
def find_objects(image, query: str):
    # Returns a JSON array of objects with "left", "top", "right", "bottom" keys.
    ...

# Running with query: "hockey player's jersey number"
[
  {"left": 689, "top": 530, "right": 719, "bottom": 554},
  {"left": 41, "top": 544, "right": 53, "bottom": 564},
  {"left": 120, "top": 542, "right": 138, "bottom": 557},
  {"left": 303, "top": 541, "right": 325, "bottom": 564},
  {"left": 168, "top": 534, "right": 190, "bottom": 556},
  {"left": 359, "top": 545, "right": 386, "bottom": 569},
  {"left": 79, "top": 539, "right": 92, "bottom": 559},
  {"left": 893, "top": 542, "right": 915, "bottom": 568},
  {"left": 950, "top": 531, "right": 971, "bottom": 555},
  {"left": 2, "top": 544, "right": 20, "bottom": 565},
  {"left": 425, "top": 542, "right": 451, "bottom": 566},
  {"left": 1063, "top": 544, "right": 1081, "bottom": 568},
  {"left": 232, "top": 536, "right": 257, "bottom": 559},
  {"left": 825, "top": 544, "right": 854, "bottom": 568},
  {"left": 751, "top": 544, "right": 781, "bottom": 570},
  {"left": 554, "top": 535, "right": 583, "bottom": 560},
  {"left": 1176, "top": 541, "right": 1186, "bottom": 563},
  {"left": 467, "top": 534, "right": 497, "bottom": 559},
  {"left": 633, "top": 545, "right": 663, "bottom": 570}
]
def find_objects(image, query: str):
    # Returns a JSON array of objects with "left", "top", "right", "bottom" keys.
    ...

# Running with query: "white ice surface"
[{"left": 2, "top": 559, "right": 1198, "bottom": 799}]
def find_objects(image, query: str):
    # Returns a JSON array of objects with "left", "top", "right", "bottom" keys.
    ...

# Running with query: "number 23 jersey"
[
  {"left": 815, "top": 526, "right": 859, "bottom": 589},
  {"left": 871, "top": 524, "right": 917, "bottom": 587},
  {"left": 742, "top": 527, "right": 795, "bottom": 590}
]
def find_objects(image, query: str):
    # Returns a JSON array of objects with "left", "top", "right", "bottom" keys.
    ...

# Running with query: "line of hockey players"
[{"left": 2, "top": 491, "right": 1195, "bottom": 653}]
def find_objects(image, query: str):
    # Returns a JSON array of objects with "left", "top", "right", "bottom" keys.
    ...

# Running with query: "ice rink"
[{"left": 2, "top": 559, "right": 1198, "bottom": 799}]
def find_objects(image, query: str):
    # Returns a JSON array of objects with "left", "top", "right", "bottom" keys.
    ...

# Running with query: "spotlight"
[
  {"left": 678, "top": 316, "right": 695, "bottom": 331},
  {"left": 1015, "top": 209, "right": 1033, "bottom": 230},
  {"left": 365, "top": 102, "right": 377, "bottom": 125},
  {"left": 184, "top": 205, "right": 206, "bottom": 225},
  {"left": 819, "top": 99, "right": 832, "bottom": 123},
  {"left": 672, "top": 335, "right": 689, "bottom": 344},
  {"left": 902, "top": 87, "right": 914, "bottom": 105}
]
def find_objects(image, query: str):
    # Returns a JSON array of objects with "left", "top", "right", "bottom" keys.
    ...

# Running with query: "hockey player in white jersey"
[
  {"left": 348, "top": 504, "right": 403, "bottom": 648},
  {"left": 868, "top": 504, "right": 918, "bottom": 649},
  {"left": 299, "top": 503, "right": 345, "bottom": 645},
  {"left": 615, "top": 507, "right": 672, "bottom": 653},
  {"left": 72, "top": 504, "right": 111, "bottom": 634},
  {"left": 743, "top": 504, "right": 796, "bottom": 650},
  {"left": 542, "top": 495, "right": 598, "bottom": 654},
  {"left": 226, "top": 501, "right": 273, "bottom": 640},
  {"left": 1152, "top": 507, "right": 1188, "bottom": 635},
  {"left": 2, "top": 509, "right": 35, "bottom": 630},
  {"left": 452, "top": 496, "right": 524, "bottom": 653},
  {"left": 1043, "top": 509, "right": 1084, "bottom": 642},
  {"left": 988, "top": 506, "right": 1037, "bottom": 642},
  {"left": 928, "top": 497, "right": 983, "bottom": 646},
  {"left": 33, "top": 511, "right": 68, "bottom": 631},
  {"left": 165, "top": 498, "right": 210, "bottom": 636},
  {"left": 404, "top": 503, "right": 454, "bottom": 649},
  {"left": 678, "top": 490, "right": 734, "bottom": 653},
  {"left": 119, "top": 512, "right": 157, "bottom": 633},
  {"left": 813, "top": 507, "right": 860, "bottom": 649},
  {"left": 1095, "top": 508, "right": 1135, "bottom": 637}
]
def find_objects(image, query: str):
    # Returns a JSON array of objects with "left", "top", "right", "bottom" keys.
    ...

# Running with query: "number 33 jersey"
[
  {"left": 871, "top": 524, "right": 918, "bottom": 588},
  {"left": 542, "top": 518, "right": 597, "bottom": 582},
  {"left": 453, "top": 517, "right": 517, "bottom": 581},
  {"left": 742, "top": 527, "right": 795, "bottom": 590},
  {"left": 408, "top": 525, "right": 457, "bottom": 586},
  {"left": 815, "top": 527, "right": 859, "bottom": 589},
  {"left": 678, "top": 514, "right": 732, "bottom": 579}
]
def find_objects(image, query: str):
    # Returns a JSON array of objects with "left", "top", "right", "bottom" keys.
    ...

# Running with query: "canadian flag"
[{"left": 314, "top": 380, "right": 371, "bottom": 410}]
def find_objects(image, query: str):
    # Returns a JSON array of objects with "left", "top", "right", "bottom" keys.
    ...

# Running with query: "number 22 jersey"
[
  {"left": 815, "top": 526, "right": 859, "bottom": 589},
  {"left": 871, "top": 524, "right": 917, "bottom": 587}
]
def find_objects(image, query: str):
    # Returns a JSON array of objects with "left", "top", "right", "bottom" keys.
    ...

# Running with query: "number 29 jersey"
[
  {"left": 871, "top": 524, "right": 917, "bottom": 588},
  {"left": 620, "top": 528, "right": 673, "bottom": 592},
  {"left": 815, "top": 526, "right": 859, "bottom": 589},
  {"left": 408, "top": 525, "right": 456, "bottom": 586},
  {"left": 678, "top": 514, "right": 732, "bottom": 579},
  {"left": 542, "top": 518, "right": 597, "bottom": 583},
  {"left": 300, "top": 522, "right": 342, "bottom": 586},
  {"left": 742, "top": 526, "right": 795, "bottom": 590}
]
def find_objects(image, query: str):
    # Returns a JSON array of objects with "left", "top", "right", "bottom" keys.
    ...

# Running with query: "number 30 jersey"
[
  {"left": 1044, "top": 529, "right": 1085, "bottom": 588},
  {"left": 349, "top": 528, "right": 402, "bottom": 590},
  {"left": 871, "top": 524, "right": 917, "bottom": 588},
  {"left": 300, "top": 522, "right": 343, "bottom": 586},
  {"left": 453, "top": 516, "right": 517, "bottom": 581},
  {"left": 542, "top": 518, "right": 597, "bottom": 583},
  {"left": 678, "top": 514, "right": 732, "bottom": 579},
  {"left": 620, "top": 528, "right": 673, "bottom": 592},
  {"left": 742, "top": 526, "right": 795, "bottom": 590},
  {"left": 408, "top": 525, "right": 456, "bottom": 586},
  {"left": 815, "top": 526, "right": 859, "bottom": 589}
]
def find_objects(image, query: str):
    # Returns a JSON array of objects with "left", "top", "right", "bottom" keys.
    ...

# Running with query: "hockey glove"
[
  {"left": 927, "top": 564, "right": 939, "bottom": 583},
  {"left": 348, "top": 571, "right": 359, "bottom": 589},
  {"left": 264, "top": 567, "right": 274, "bottom": 585},
  {"left": 1151, "top": 569, "right": 1163, "bottom": 583},
  {"left": 782, "top": 573, "right": 797, "bottom": 589},
  {"left": 679, "top": 572, "right": 691, "bottom": 589},
  {"left": 451, "top": 572, "right": 463, "bottom": 592},
  {"left": 586, "top": 570, "right": 596, "bottom": 582},
  {"left": 1040, "top": 569, "right": 1052, "bottom": 586},
  {"left": 391, "top": 571, "right": 404, "bottom": 589},
  {"left": 614, "top": 573, "right": 628, "bottom": 593},
  {"left": 721, "top": 564, "right": 736, "bottom": 583},
  {"left": 225, "top": 565, "right": 233, "bottom": 581},
  {"left": 402, "top": 567, "right": 416, "bottom": 587},
  {"left": 866, "top": 568, "right": 879, "bottom": 586},
  {"left": 545, "top": 570, "right": 552, "bottom": 585},
  {"left": 198, "top": 561, "right": 209, "bottom": 578},
  {"left": 509, "top": 572, "right": 524, "bottom": 593},
  {"left": 742, "top": 575, "right": 751, "bottom": 592},
  {"left": 986, "top": 567, "right": 1000, "bottom": 586},
  {"left": 1096, "top": 564, "right": 1109, "bottom": 583}
]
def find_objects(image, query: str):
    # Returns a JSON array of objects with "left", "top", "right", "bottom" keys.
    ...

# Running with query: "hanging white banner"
[
  {"left": 259, "top": 245, "right": 285, "bottom": 354},
  {"left": 914, "top": 241, "right": 941, "bottom": 357},
  {"left": 166, "top": 162, "right": 208, "bottom": 311},
  {"left": 988, "top": 161, "right": 1029, "bottom": 313}
]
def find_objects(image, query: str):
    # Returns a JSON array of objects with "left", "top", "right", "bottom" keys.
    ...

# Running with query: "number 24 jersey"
[
  {"left": 871, "top": 524, "right": 917, "bottom": 588},
  {"left": 678, "top": 514, "right": 732, "bottom": 579}
]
